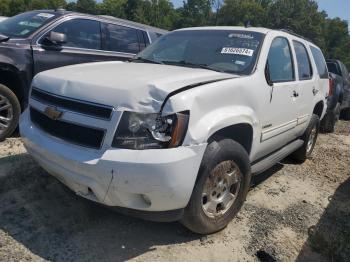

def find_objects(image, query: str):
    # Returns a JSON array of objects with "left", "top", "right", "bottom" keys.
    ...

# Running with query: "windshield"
[
  {"left": 136, "top": 30, "right": 265, "bottom": 75},
  {"left": 0, "top": 11, "right": 57, "bottom": 38}
]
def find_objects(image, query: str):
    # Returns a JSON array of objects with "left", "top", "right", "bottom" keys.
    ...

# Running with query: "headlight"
[{"left": 112, "top": 111, "right": 189, "bottom": 150}]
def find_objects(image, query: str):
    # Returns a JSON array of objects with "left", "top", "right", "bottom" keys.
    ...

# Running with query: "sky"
[{"left": 316, "top": 0, "right": 350, "bottom": 31}]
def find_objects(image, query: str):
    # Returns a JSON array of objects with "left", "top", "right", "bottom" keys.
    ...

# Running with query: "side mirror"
[
  {"left": 265, "top": 62, "right": 274, "bottom": 86},
  {"left": 47, "top": 31, "right": 67, "bottom": 45}
]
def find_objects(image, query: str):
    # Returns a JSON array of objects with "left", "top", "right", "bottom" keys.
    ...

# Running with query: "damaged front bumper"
[{"left": 20, "top": 109, "right": 207, "bottom": 218}]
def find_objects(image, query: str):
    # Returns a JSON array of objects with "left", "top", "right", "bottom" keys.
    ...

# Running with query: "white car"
[
  {"left": 0, "top": 16, "right": 7, "bottom": 22},
  {"left": 20, "top": 27, "right": 329, "bottom": 234}
]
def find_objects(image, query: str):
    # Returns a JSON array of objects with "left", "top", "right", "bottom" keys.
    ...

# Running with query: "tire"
[
  {"left": 181, "top": 139, "right": 251, "bottom": 234},
  {"left": 290, "top": 114, "right": 320, "bottom": 163},
  {"left": 341, "top": 107, "right": 350, "bottom": 121},
  {"left": 0, "top": 84, "right": 21, "bottom": 141},
  {"left": 320, "top": 103, "right": 340, "bottom": 133}
]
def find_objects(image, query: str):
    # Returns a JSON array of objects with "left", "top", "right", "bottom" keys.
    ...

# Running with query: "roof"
[
  {"left": 176, "top": 26, "right": 272, "bottom": 34},
  {"left": 98, "top": 15, "right": 168, "bottom": 34},
  {"left": 26, "top": 10, "right": 167, "bottom": 34}
]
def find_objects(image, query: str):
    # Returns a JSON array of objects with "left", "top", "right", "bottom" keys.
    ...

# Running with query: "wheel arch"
[
  {"left": 207, "top": 123, "right": 254, "bottom": 156},
  {"left": 0, "top": 63, "right": 25, "bottom": 110},
  {"left": 313, "top": 100, "right": 324, "bottom": 119}
]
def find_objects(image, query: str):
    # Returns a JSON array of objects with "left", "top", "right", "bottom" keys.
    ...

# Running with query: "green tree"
[
  {"left": 76, "top": 0, "right": 97, "bottom": 14},
  {"left": 99, "top": 0, "right": 126, "bottom": 17},
  {"left": 267, "top": 0, "right": 327, "bottom": 49},
  {"left": 0, "top": 0, "right": 11, "bottom": 16},
  {"left": 175, "top": 0, "right": 214, "bottom": 28},
  {"left": 324, "top": 18, "right": 350, "bottom": 68},
  {"left": 218, "top": 0, "right": 269, "bottom": 27},
  {"left": 8, "top": 0, "right": 27, "bottom": 16}
]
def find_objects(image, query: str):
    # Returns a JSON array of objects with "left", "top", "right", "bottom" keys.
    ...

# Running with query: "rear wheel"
[
  {"left": 320, "top": 103, "right": 340, "bottom": 133},
  {"left": 290, "top": 114, "right": 319, "bottom": 163},
  {"left": 0, "top": 84, "right": 21, "bottom": 141},
  {"left": 181, "top": 139, "right": 251, "bottom": 234},
  {"left": 341, "top": 107, "right": 350, "bottom": 121}
]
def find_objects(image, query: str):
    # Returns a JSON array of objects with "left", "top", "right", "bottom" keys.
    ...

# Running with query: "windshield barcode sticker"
[{"left": 221, "top": 47, "right": 254, "bottom": 56}]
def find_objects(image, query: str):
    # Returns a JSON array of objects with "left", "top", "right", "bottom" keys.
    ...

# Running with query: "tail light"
[{"left": 329, "top": 77, "right": 334, "bottom": 96}]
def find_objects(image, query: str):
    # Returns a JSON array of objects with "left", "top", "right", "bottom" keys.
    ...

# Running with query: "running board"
[{"left": 251, "top": 139, "right": 304, "bottom": 175}]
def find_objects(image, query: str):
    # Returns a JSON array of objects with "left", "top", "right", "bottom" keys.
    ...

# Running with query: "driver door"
[
  {"left": 31, "top": 18, "right": 133, "bottom": 75},
  {"left": 258, "top": 36, "right": 299, "bottom": 158}
]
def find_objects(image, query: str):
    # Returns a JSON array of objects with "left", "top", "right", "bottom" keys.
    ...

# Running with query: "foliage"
[{"left": 0, "top": 0, "right": 349, "bottom": 67}]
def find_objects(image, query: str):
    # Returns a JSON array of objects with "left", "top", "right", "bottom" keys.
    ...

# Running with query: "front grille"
[
  {"left": 31, "top": 88, "right": 113, "bottom": 120},
  {"left": 30, "top": 107, "right": 105, "bottom": 149}
]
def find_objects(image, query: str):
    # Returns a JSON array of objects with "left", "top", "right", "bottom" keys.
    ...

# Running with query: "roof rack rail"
[
  {"left": 55, "top": 8, "right": 66, "bottom": 13},
  {"left": 279, "top": 29, "right": 313, "bottom": 43}
]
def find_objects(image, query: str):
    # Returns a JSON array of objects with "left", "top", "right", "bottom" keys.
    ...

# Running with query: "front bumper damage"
[{"left": 20, "top": 109, "right": 207, "bottom": 220}]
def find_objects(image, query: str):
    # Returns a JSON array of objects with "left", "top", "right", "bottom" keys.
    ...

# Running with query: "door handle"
[
  {"left": 312, "top": 87, "right": 319, "bottom": 96},
  {"left": 292, "top": 90, "right": 299, "bottom": 97}
]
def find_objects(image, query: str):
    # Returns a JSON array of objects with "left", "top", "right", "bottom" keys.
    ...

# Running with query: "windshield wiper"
[
  {"left": 131, "top": 57, "right": 163, "bottom": 64},
  {"left": 161, "top": 60, "right": 225, "bottom": 73},
  {"left": 0, "top": 33, "right": 9, "bottom": 43}
]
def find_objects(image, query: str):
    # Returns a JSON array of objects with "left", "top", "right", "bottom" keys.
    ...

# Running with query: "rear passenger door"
[
  {"left": 292, "top": 40, "right": 315, "bottom": 136},
  {"left": 101, "top": 23, "right": 147, "bottom": 58},
  {"left": 310, "top": 46, "right": 329, "bottom": 111}
]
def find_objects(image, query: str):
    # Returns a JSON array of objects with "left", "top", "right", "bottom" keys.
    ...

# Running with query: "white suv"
[{"left": 20, "top": 27, "right": 329, "bottom": 234}]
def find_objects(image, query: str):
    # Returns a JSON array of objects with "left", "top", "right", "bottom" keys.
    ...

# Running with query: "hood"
[{"left": 32, "top": 61, "right": 235, "bottom": 112}]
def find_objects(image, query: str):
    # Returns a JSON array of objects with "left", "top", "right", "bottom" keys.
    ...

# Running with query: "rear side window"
[
  {"left": 310, "top": 46, "right": 328, "bottom": 79},
  {"left": 149, "top": 31, "right": 163, "bottom": 42},
  {"left": 340, "top": 62, "right": 350, "bottom": 82},
  {"left": 293, "top": 41, "right": 312, "bottom": 80},
  {"left": 104, "top": 24, "right": 140, "bottom": 54},
  {"left": 267, "top": 37, "right": 295, "bottom": 82},
  {"left": 327, "top": 62, "right": 341, "bottom": 76},
  {"left": 51, "top": 19, "right": 101, "bottom": 50}
]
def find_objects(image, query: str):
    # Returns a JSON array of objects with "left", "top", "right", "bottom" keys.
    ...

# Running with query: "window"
[
  {"left": 49, "top": 19, "right": 101, "bottom": 50},
  {"left": 149, "top": 31, "right": 163, "bottom": 42},
  {"left": 104, "top": 24, "right": 139, "bottom": 53},
  {"left": 310, "top": 46, "right": 328, "bottom": 79},
  {"left": 327, "top": 62, "right": 341, "bottom": 76},
  {"left": 0, "top": 11, "right": 57, "bottom": 38},
  {"left": 340, "top": 62, "right": 350, "bottom": 82},
  {"left": 137, "top": 30, "right": 264, "bottom": 75},
  {"left": 293, "top": 41, "right": 312, "bottom": 80},
  {"left": 267, "top": 37, "right": 294, "bottom": 82}
]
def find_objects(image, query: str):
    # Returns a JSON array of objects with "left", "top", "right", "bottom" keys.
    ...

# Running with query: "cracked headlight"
[{"left": 112, "top": 111, "right": 189, "bottom": 150}]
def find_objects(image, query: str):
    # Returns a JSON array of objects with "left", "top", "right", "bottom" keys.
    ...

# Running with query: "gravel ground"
[{"left": 0, "top": 121, "right": 349, "bottom": 262}]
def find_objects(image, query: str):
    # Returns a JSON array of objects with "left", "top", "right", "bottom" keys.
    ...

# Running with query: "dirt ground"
[{"left": 0, "top": 121, "right": 349, "bottom": 262}]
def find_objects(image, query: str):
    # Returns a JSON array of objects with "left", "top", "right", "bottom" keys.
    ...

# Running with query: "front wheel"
[
  {"left": 0, "top": 84, "right": 21, "bottom": 141},
  {"left": 181, "top": 139, "right": 251, "bottom": 234}
]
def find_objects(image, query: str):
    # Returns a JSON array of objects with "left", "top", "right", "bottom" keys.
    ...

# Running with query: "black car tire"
[
  {"left": 181, "top": 139, "right": 251, "bottom": 234},
  {"left": 341, "top": 107, "right": 350, "bottom": 121},
  {"left": 0, "top": 84, "right": 21, "bottom": 141},
  {"left": 320, "top": 103, "right": 340, "bottom": 133},
  {"left": 290, "top": 114, "right": 320, "bottom": 163}
]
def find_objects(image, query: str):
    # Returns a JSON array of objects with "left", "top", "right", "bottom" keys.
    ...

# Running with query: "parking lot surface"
[{"left": 0, "top": 121, "right": 349, "bottom": 261}]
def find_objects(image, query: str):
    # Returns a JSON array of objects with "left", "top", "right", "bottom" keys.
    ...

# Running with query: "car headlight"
[{"left": 112, "top": 111, "right": 189, "bottom": 150}]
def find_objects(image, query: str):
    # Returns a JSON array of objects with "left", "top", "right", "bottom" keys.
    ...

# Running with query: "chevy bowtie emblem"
[{"left": 44, "top": 106, "right": 63, "bottom": 120}]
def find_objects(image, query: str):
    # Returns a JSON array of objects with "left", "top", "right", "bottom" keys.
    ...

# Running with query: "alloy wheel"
[
  {"left": 201, "top": 160, "right": 242, "bottom": 218},
  {"left": 0, "top": 94, "right": 13, "bottom": 136}
]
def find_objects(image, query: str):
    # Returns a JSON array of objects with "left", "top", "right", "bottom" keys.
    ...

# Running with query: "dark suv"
[
  {"left": 0, "top": 10, "right": 166, "bottom": 140},
  {"left": 320, "top": 59, "right": 350, "bottom": 132}
]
